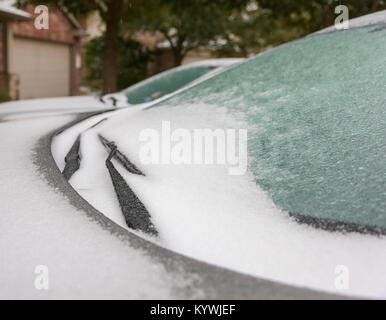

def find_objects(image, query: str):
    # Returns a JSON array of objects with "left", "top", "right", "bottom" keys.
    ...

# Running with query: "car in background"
[
  {"left": 100, "top": 58, "right": 244, "bottom": 107},
  {"left": 0, "top": 58, "right": 243, "bottom": 121}
]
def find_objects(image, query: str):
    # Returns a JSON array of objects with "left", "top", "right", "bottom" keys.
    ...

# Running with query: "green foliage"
[
  {"left": 84, "top": 35, "right": 152, "bottom": 91},
  {"left": 128, "top": 0, "right": 386, "bottom": 61},
  {"left": 216, "top": 0, "right": 386, "bottom": 57},
  {"left": 0, "top": 88, "right": 11, "bottom": 103},
  {"left": 257, "top": 0, "right": 386, "bottom": 33},
  {"left": 84, "top": 36, "right": 104, "bottom": 84},
  {"left": 117, "top": 37, "right": 152, "bottom": 90},
  {"left": 130, "top": 0, "right": 250, "bottom": 64}
]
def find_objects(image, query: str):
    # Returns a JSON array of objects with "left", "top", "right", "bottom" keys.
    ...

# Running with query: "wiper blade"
[
  {"left": 62, "top": 136, "right": 81, "bottom": 180},
  {"left": 98, "top": 135, "right": 144, "bottom": 176},
  {"left": 105, "top": 148, "right": 157, "bottom": 235}
]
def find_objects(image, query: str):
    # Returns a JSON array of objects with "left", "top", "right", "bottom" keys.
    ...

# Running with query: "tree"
[
  {"left": 131, "top": 0, "right": 249, "bottom": 66},
  {"left": 213, "top": 2, "right": 307, "bottom": 57},
  {"left": 130, "top": 0, "right": 386, "bottom": 64},
  {"left": 216, "top": 0, "right": 386, "bottom": 57},
  {"left": 101, "top": 0, "right": 123, "bottom": 94},
  {"left": 84, "top": 35, "right": 152, "bottom": 91},
  {"left": 256, "top": 0, "right": 386, "bottom": 36}
]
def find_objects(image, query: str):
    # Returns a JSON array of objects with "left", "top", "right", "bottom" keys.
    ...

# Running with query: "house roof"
[
  {"left": 0, "top": 0, "right": 31, "bottom": 21},
  {"left": 0, "top": 0, "right": 88, "bottom": 38},
  {"left": 59, "top": 5, "right": 89, "bottom": 37}
]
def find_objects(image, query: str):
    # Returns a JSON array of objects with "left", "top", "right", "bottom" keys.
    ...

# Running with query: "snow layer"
[
  {"left": 51, "top": 110, "right": 136, "bottom": 228},
  {"left": 0, "top": 96, "right": 110, "bottom": 120},
  {"left": 51, "top": 112, "right": 115, "bottom": 171},
  {"left": 0, "top": 116, "right": 188, "bottom": 299},
  {"left": 57, "top": 104, "right": 386, "bottom": 299}
]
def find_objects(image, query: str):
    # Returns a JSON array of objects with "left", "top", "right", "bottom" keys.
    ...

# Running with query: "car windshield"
[
  {"left": 122, "top": 66, "right": 215, "bottom": 104},
  {"left": 148, "top": 25, "right": 386, "bottom": 230}
]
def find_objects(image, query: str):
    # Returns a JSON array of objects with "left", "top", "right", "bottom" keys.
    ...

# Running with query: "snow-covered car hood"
[
  {"left": 1, "top": 12, "right": 385, "bottom": 300},
  {"left": 0, "top": 110, "right": 335, "bottom": 299}
]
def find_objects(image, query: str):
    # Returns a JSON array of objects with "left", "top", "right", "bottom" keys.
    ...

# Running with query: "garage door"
[{"left": 12, "top": 38, "right": 70, "bottom": 99}]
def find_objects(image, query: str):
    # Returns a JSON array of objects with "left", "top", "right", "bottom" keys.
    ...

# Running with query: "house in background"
[
  {"left": 0, "top": 1, "right": 87, "bottom": 100},
  {"left": 0, "top": 1, "right": 216, "bottom": 101}
]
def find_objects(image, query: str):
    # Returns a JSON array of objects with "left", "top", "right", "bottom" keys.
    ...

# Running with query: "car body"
[
  {"left": 101, "top": 58, "right": 245, "bottom": 108},
  {"left": 0, "top": 12, "right": 385, "bottom": 299}
]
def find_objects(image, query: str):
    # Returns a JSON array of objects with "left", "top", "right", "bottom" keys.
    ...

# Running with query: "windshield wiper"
[
  {"left": 62, "top": 136, "right": 81, "bottom": 180},
  {"left": 99, "top": 135, "right": 144, "bottom": 176},
  {"left": 105, "top": 147, "right": 157, "bottom": 235}
]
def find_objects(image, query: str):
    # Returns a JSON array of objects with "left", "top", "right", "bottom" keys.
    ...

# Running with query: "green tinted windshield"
[
  {"left": 153, "top": 25, "right": 386, "bottom": 230},
  {"left": 123, "top": 66, "right": 213, "bottom": 104}
]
